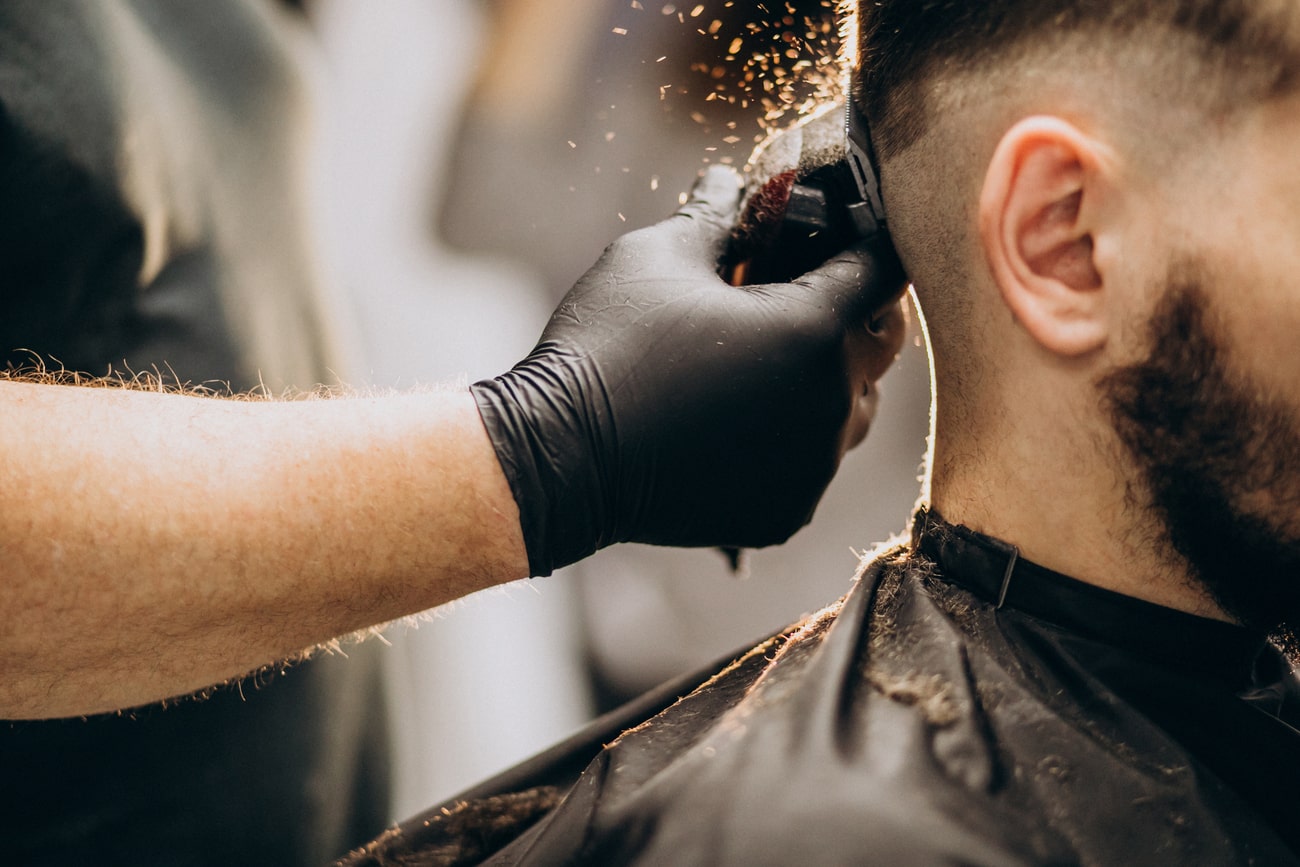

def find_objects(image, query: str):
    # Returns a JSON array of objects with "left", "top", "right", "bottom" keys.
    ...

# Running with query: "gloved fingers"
[
  {"left": 857, "top": 297, "right": 909, "bottom": 382},
  {"left": 660, "top": 164, "right": 744, "bottom": 266},
  {"left": 832, "top": 296, "right": 906, "bottom": 454},
  {"left": 674, "top": 164, "right": 744, "bottom": 226},
  {"left": 841, "top": 379, "right": 881, "bottom": 453},
  {"left": 790, "top": 237, "right": 907, "bottom": 323},
  {"left": 838, "top": 302, "right": 905, "bottom": 454}
]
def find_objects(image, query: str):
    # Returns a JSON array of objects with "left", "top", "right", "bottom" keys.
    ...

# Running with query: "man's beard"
[{"left": 1100, "top": 268, "right": 1300, "bottom": 637}]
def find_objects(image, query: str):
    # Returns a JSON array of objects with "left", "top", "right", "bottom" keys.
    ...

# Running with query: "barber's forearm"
[{"left": 0, "top": 382, "right": 527, "bottom": 719}]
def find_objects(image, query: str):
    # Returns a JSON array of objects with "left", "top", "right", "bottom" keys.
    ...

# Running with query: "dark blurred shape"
[{"left": 0, "top": 1, "right": 388, "bottom": 863}]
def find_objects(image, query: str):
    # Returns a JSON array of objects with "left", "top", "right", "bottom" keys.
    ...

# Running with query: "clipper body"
[{"left": 727, "top": 100, "right": 891, "bottom": 285}]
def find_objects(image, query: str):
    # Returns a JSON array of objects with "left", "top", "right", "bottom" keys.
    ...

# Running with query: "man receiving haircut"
[
  {"left": 343, "top": 2, "right": 1300, "bottom": 864},
  {"left": 865, "top": 0, "right": 1300, "bottom": 635}
]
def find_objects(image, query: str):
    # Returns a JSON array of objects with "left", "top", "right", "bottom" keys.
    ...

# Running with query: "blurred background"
[{"left": 299, "top": 0, "right": 931, "bottom": 822}]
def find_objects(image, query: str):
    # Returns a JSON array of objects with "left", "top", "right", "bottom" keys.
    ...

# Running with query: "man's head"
[{"left": 848, "top": 1, "right": 1300, "bottom": 633}]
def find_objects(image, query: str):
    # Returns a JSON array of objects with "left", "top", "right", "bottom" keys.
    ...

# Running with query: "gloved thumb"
[
  {"left": 666, "top": 164, "right": 743, "bottom": 264},
  {"left": 791, "top": 237, "right": 906, "bottom": 324}
]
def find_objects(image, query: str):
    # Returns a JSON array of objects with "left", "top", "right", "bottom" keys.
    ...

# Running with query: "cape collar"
[{"left": 910, "top": 508, "right": 1272, "bottom": 688}]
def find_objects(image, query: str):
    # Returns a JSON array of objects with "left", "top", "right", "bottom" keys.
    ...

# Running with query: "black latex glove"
[{"left": 471, "top": 166, "right": 907, "bottom": 577}]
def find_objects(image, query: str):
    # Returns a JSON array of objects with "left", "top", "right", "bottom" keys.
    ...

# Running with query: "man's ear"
[{"left": 979, "top": 117, "right": 1112, "bottom": 357}]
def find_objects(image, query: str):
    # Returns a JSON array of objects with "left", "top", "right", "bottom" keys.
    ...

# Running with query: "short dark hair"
[{"left": 853, "top": 0, "right": 1300, "bottom": 159}]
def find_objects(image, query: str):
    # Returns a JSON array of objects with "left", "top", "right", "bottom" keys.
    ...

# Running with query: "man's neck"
[{"left": 927, "top": 425, "right": 1231, "bottom": 623}]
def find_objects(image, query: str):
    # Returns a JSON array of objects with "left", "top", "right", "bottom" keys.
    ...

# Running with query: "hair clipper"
[{"left": 726, "top": 99, "right": 892, "bottom": 285}]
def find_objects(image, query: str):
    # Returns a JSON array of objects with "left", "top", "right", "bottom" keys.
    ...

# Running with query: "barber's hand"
[{"left": 471, "top": 165, "right": 907, "bottom": 576}]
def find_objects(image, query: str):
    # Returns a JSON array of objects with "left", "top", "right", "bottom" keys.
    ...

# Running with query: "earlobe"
[{"left": 980, "top": 117, "right": 1110, "bottom": 357}]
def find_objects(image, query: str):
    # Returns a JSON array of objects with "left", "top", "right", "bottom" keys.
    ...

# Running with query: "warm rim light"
[{"left": 837, "top": 0, "right": 859, "bottom": 70}]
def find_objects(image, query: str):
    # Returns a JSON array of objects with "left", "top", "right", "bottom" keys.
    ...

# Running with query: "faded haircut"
[{"left": 852, "top": 0, "right": 1300, "bottom": 161}]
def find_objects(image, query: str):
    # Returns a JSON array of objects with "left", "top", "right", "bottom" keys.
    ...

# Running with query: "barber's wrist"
[{"left": 470, "top": 362, "right": 608, "bottom": 577}]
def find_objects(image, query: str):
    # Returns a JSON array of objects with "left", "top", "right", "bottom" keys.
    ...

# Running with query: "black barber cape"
[
  {"left": 0, "top": 2, "right": 388, "bottom": 864},
  {"left": 345, "top": 512, "right": 1300, "bottom": 866}
]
